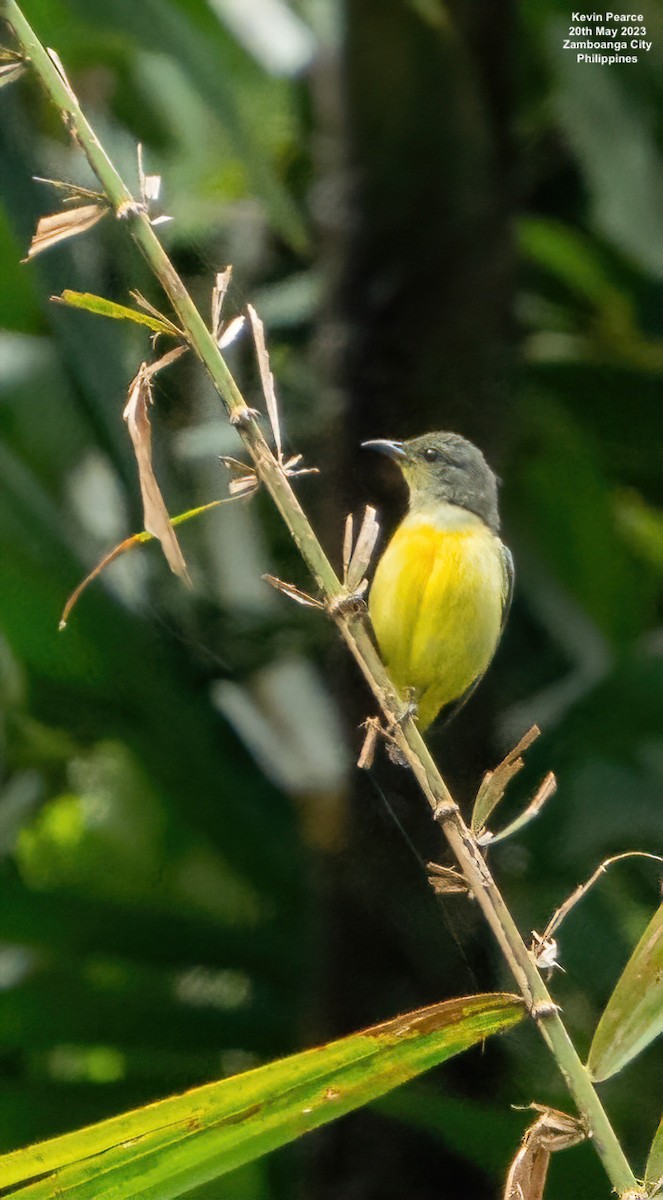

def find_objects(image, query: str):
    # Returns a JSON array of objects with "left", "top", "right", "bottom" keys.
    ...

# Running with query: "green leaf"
[
  {"left": 0, "top": 993, "right": 522, "bottom": 1199},
  {"left": 587, "top": 903, "right": 663, "bottom": 1081},
  {"left": 62, "top": 0, "right": 310, "bottom": 252},
  {"left": 53, "top": 290, "right": 181, "bottom": 337},
  {"left": 519, "top": 218, "right": 628, "bottom": 313},
  {"left": 645, "top": 1116, "right": 663, "bottom": 1191},
  {"left": 551, "top": 39, "right": 663, "bottom": 278}
]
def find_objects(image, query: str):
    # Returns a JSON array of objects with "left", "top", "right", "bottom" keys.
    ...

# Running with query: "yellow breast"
[{"left": 368, "top": 507, "right": 507, "bottom": 730}]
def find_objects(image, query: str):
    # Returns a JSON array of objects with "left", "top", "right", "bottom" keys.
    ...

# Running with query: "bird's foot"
[
  {"left": 386, "top": 741, "right": 409, "bottom": 767},
  {"left": 384, "top": 691, "right": 418, "bottom": 766},
  {"left": 326, "top": 588, "right": 368, "bottom": 620},
  {"left": 357, "top": 712, "right": 411, "bottom": 769},
  {"left": 356, "top": 691, "right": 418, "bottom": 770}
]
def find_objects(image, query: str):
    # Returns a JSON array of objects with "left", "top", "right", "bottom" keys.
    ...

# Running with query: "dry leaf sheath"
[
  {"left": 122, "top": 346, "right": 189, "bottom": 580},
  {"left": 504, "top": 1107, "right": 586, "bottom": 1200},
  {"left": 24, "top": 203, "right": 109, "bottom": 259}
]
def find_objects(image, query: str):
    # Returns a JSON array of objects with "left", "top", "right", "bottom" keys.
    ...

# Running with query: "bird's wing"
[
  {"left": 500, "top": 543, "right": 515, "bottom": 635},
  {"left": 435, "top": 541, "right": 514, "bottom": 730}
]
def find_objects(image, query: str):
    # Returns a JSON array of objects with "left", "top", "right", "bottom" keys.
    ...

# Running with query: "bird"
[{"left": 362, "top": 431, "right": 513, "bottom": 732}]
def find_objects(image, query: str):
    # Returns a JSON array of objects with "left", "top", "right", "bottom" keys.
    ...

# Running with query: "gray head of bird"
[{"left": 362, "top": 431, "right": 501, "bottom": 533}]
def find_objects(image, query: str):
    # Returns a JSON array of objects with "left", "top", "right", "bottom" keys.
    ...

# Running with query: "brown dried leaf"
[
  {"left": 504, "top": 1107, "right": 585, "bottom": 1200},
  {"left": 136, "top": 144, "right": 170, "bottom": 225},
  {"left": 472, "top": 725, "right": 541, "bottom": 835},
  {"left": 357, "top": 718, "right": 381, "bottom": 771},
  {"left": 34, "top": 176, "right": 106, "bottom": 204},
  {"left": 46, "top": 47, "right": 77, "bottom": 100},
  {"left": 247, "top": 304, "right": 281, "bottom": 460},
  {"left": 219, "top": 455, "right": 251, "bottom": 474},
  {"left": 123, "top": 346, "right": 189, "bottom": 580},
  {"left": 136, "top": 144, "right": 150, "bottom": 200},
  {"left": 219, "top": 455, "right": 259, "bottom": 497},
  {"left": 219, "top": 315, "right": 245, "bottom": 350},
  {"left": 262, "top": 574, "right": 324, "bottom": 609},
  {"left": 281, "top": 454, "right": 319, "bottom": 481},
  {"left": 212, "top": 267, "right": 233, "bottom": 341},
  {"left": 427, "top": 862, "right": 470, "bottom": 896},
  {"left": 129, "top": 290, "right": 183, "bottom": 338},
  {"left": 24, "top": 204, "right": 109, "bottom": 260},
  {"left": 343, "top": 514, "right": 354, "bottom": 583},
  {"left": 281, "top": 458, "right": 320, "bottom": 485},
  {"left": 228, "top": 476, "right": 259, "bottom": 497},
  {"left": 143, "top": 174, "right": 161, "bottom": 203},
  {"left": 0, "top": 59, "right": 26, "bottom": 88},
  {"left": 141, "top": 344, "right": 187, "bottom": 380},
  {"left": 347, "top": 505, "right": 379, "bottom": 592}
]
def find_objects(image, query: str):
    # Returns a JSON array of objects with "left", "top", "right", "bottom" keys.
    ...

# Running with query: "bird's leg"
[
  {"left": 382, "top": 689, "right": 420, "bottom": 766},
  {"left": 356, "top": 710, "right": 413, "bottom": 769},
  {"left": 356, "top": 691, "right": 419, "bottom": 770}
]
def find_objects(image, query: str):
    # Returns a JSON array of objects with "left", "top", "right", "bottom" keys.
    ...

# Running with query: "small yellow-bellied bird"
[{"left": 363, "top": 431, "right": 513, "bottom": 732}]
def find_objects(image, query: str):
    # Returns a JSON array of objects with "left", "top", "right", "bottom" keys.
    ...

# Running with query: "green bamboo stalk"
[{"left": 0, "top": 3, "right": 643, "bottom": 1194}]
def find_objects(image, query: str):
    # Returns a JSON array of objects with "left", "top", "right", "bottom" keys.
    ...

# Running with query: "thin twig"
[
  {"left": 541, "top": 852, "right": 663, "bottom": 944},
  {"left": 479, "top": 772, "right": 557, "bottom": 848}
]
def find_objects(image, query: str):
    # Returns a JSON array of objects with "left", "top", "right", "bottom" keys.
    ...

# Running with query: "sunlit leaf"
[
  {"left": 588, "top": 903, "right": 663, "bottom": 1081},
  {"left": 0, "top": 993, "right": 523, "bottom": 1199},
  {"left": 53, "top": 290, "right": 182, "bottom": 337},
  {"left": 24, "top": 206, "right": 109, "bottom": 260},
  {"left": 614, "top": 491, "right": 663, "bottom": 574}
]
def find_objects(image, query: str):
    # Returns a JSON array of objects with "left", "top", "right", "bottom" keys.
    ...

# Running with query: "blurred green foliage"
[{"left": 0, "top": 1, "right": 661, "bottom": 1198}]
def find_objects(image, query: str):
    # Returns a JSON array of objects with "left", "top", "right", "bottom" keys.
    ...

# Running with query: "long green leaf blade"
[
  {"left": 0, "top": 993, "right": 522, "bottom": 1199},
  {"left": 588, "top": 903, "right": 663, "bottom": 1081},
  {"left": 53, "top": 291, "right": 180, "bottom": 336},
  {"left": 645, "top": 1116, "right": 663, "bottom": 1191}
]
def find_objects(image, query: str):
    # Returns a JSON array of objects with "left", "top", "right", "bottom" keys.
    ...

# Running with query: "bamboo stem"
[{"left": 0, "top": 3, "right": 642, "bottom": 1193}]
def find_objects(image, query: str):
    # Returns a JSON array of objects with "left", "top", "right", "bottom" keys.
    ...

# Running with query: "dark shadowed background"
[{"left": 0, "top": 1, "right": 661, "bottom": 1196}]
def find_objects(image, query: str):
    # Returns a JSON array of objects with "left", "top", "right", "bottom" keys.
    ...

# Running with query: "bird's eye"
[{"left": 423, "top": 448, "right": 439, "bottom": 463}]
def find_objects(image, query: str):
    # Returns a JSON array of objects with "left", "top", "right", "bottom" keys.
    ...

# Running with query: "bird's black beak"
[{"left": 361, "top": 439, "right": 407, "bottom": 461}]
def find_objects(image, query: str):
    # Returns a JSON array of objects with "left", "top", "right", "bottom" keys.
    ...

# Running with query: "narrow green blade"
[
  {"left": 53, "top": 291, "right": 180, "bottom": 337},
  {"left": 0, "top": 993, "right": 522, "bottom": 1200},
  {"left": 644, "top": 1116, "right": 663, "bottom": 1190},
  {"left": 588, "top": 903, "right": 663, "bottom": 1081}
]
